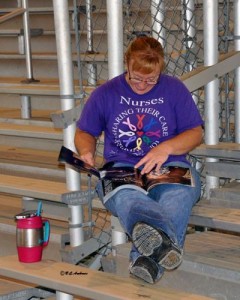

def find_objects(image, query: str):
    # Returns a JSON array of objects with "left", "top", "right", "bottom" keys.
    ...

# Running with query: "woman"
[{"left": 74, "top": 36, "right": 203, "bottom": 283}]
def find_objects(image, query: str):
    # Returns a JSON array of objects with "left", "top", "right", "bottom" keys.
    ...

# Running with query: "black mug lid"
[{"left": 15, "top": 210, "right": 37, "bottom": 220}]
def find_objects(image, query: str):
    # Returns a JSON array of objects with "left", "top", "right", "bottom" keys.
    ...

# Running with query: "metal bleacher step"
[
  {"left": 0, "top": 77, "right": 96, "bottom": 96},
  {"left": 0, "top": 122, "right": 63, "bottom": 151},
  {"left": 190, "top": 142, "right": 240, "bottom": 161},
  {"left": 0, "top": 254, "right": 214, "bottom": 300},
  {"left": 102, "top": 231, "right": 240, "bottom": 300},
  {"left": 209, "top": 180, "right": 240, "bottom": 203},
  {"left": 0, "top": 276, "right": 54, "bottom": 300},
  {"left": 0, "top": 51, "right": 107, "bottom": 63},
  {"left": 205, "top": 161, "right": 240, "bottom": 179},
  {"left": 0, "top": 122, "right": 62, "bottom": 140},
  {"left": 0, "top": 107, "right": 54, "bottom": 124},
  {"left": 189, "top": 198, "right": 240, "bottom": 232}
]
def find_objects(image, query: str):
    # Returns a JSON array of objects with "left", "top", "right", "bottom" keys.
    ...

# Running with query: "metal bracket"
[
  {"left": 20, "top": 28, "right": 44, "bottom": 37},
  {"left": 77, "top": 5, "right": 96, "bottom": 14},
  {"left": 61, "top": 189, "right": 96, "bottom": 206},
  {"left": 60, "top": 229, "right": 111, "bottom": 264},
  {"left": 51, "top": 104, "right": 82, "bottom": 128},
  {"left": 69, "top": 221, "right": 95, "bottom": 229}
]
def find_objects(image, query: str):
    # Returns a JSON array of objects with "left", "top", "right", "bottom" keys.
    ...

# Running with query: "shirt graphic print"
[{"left": 111, "top": 95, "right": 167, "bottom": 157}]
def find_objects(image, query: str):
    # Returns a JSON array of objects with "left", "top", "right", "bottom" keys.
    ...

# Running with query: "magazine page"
[
  {"left": 100, "top": 166, "right": 144, "bottom": 194},
  {"left": 144, "top": 166, "right": 194, "bottom": 191},
  {"left": 100, "top": 167, "right": 147, "bottom": 202}
]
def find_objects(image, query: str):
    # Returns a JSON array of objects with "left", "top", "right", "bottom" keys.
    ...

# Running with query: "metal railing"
[{"left": 0, "top": 0, "right": 39, "bottom": 119}]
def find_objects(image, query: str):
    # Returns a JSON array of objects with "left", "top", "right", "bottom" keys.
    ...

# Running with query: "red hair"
[{"left": 125, "top": 36, "right": 165, "bottom": 74}]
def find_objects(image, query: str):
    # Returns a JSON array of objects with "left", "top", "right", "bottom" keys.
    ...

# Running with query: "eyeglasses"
[{"left": 128, "top": 71, "right": 160, "bottom": 85}]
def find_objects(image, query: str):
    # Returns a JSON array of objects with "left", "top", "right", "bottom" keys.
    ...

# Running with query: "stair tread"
[
  {"left": 0, "top": 77, "right": 97, "bottom": 96},
  {"left": 0, "top": 122, "right": 62, "bottom": 139},
  {"left": 184, "top": 231, "right": 240, "bottom": 272},
  {"left": 116, "top": 231, "right": 240, "bottom": 274},
  {"left": 0, "top": 51, "right": 107, "bottom": 62},
  {"left": 190, "top": 200, "right": 240, "bottom": 232},
  {"left": 0, "top": 173, "right": 67, "bottom": 201},
  {"left": 0, "top": 254, "right": 214, "bottom": 300},
  {"left": 191, "top": 142, "right": 240, "bottom": 160},
  {"left": 0, "top": 145, "right": 60, "bottom": 166},
  {"left": 0, "top": 107, "right": 53, "bottom": 122},
  {"left": 0, "top": 277, "right": 36, "bottom": 296}
]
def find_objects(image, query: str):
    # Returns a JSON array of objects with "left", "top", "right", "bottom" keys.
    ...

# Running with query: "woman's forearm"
[
  {"left": 158, "top": 125, "right": 203, "bottom": 156},
  {"left": 74, "top": 128, "right": 97, "bottom": 165}
]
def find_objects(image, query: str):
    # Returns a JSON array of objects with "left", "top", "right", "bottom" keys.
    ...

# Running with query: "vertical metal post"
[
  {"left": 203, "top": 0, "right": 220, "bottom": 197},
  {"left": 21, "top": 0, "right": 39, "bottom": 117},
  {"left": 182, "top": 0, "right": 197, "bottom": 72},
  {"left": 73, "top": 0, "right": 84, "bottom": 94},
  {"left": 107, "top": 0, "right": 125, "bottom": 248},
  {"left": 22, "top": 0, "right": 36, "bottom": 82},
  {"left": 86, "top": 0, "right": 97, "bottom": 86},
  {"left": 53, "top": 0, "right": 84, "bottom": 249},
  {"left": 107, "top": 0, "right": 124, "bottom": 79},
  {"left": 56, "top": 291, "right": 73, "bottom": 300},
  {"left": 111, "top": 216, "right": 127, "bottom": 256},
  {"left": 151, "top": 0, "right": 165, "bottom": 47},
  {"left": 21, "top": 95, "right": 31, "bottom": 119},
  {"left": 234, "top": 0, "right": 240, "bottom": 142}
]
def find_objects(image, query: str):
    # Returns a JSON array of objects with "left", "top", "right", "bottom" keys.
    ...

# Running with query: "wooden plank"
[
  {"left": 0, "top": 174, "right": 67, "bottom": 202},
  {"left": 0, "top": 52, "right": 107, "bottom": 62},
  {"left": 0, "top": 77, "right": 96, "bottom": 96},
  {"left": 0, "top": 109, "right": 53, "bottom": 123},
  {"left": 0, "top": 8, "right": 25, "bottom": 24},
  {"left": 184, "top": 231, "right": 240, "bottom": 272},
  {"left": 0, "top": 145, "right": 59, "bottom": 165},
  {"left": 0, "top": 276, "right": 36, "bottom": 296},
  {"left": 0, "top": 255, "right": 214, "bottom": 300},
  {"left": 190, "top": 201, "right": 240, "bottom": 232},
  {"left": 0, "top": 123, "right": 63, "bottom": 140},
  {"left": 0, "top": 145, "right": 63, "bottom": 174}
]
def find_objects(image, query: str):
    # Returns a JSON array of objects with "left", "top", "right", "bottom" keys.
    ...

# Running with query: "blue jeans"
[{"left": 98, "top": 161, "right": 201, "bottom": 276}]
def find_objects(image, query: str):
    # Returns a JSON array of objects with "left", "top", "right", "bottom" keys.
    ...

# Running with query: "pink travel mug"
[{"left": 15, "top": 210, "right": 50, "bottom": 263}]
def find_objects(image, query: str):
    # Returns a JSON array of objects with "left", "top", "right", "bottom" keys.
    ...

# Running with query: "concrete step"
[{"left": 102, "top": 231, "right": 240, "bottom": 300}]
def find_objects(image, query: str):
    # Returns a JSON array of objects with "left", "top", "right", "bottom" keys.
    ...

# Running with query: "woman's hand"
[
  {"left": 134, "top": 126, "right": 203, "bottom": 174},
  {"left": 134, "top": 144, "right": 171, "bottom": 174},
  {"left": 79, "top": 152, "right": 95, "bottom": 167}
]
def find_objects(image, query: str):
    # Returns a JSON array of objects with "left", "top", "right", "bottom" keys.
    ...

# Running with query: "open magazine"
[{"left": 58, "top": 146, "right": 194, "bottom": 200}]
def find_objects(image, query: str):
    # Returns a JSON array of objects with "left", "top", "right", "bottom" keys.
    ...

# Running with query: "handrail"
[
  {"left": 0, "top": 8, "right": 25, "bottom": 24},
  {"left": 180, "top": 51, "right": 240, "bottom": 92}
]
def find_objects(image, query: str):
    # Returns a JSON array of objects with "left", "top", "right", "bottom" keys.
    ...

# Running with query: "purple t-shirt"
[{"left": 77, "top": 73, "right": 203, "bottom": 166}]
